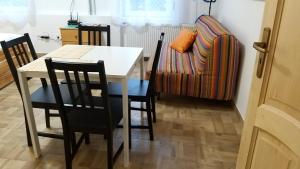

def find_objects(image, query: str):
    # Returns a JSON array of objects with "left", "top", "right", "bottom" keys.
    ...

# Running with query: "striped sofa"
[{"left": 147, "top": 15, "right": 240, "bottom": 100}]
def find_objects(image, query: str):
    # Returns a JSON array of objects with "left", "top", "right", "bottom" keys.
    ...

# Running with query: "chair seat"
[
  {"left": 31, "top": 84, "right": 85, "bottom": 109},
  {"left": 66, "top": 97, "right": 123, "bottom": 133},
  {"left": 108, "top": 79, "right": 149, "bottom": 100}
]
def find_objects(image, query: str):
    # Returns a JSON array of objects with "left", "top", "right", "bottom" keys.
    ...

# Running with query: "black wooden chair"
[
  {"left": 45, "top": 58, "right": 123, "bottom": 169},
  {"left": 78, "top": 24, "right": 111, "bottom": 46},
  {"left": 0, "top": 33, "right": 83, "bottom": 146},
  {"left": 108, "top": 33, "right": 164, "bottom": 145}
]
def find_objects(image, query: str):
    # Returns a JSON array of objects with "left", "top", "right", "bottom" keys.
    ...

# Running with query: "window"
[
  {"left": 0, "top": 0, "right": 25, "bottom": 6},
  {"left": 0, "top": 0, "right": 27, "bottom": 9},
  {"left": 0, "top": 0, "right": 26, "bottom": 5},
  {"left": 0, "top": 0, "right": 35, "bottom": 28},
  {"left": 112, "top": 0, "right": 194, "bottom": 26},
  {"left": 124, "top": 0, "right": 173, "bottom": 17}
]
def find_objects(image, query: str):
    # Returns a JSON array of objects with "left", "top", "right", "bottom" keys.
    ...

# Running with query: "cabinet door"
[
  {"left": 60, "top": 28, "right": 99, "bottom": 45},
  {"left": 236, "top": 0, "right": 300, "bottom": 168},
  {"left": 60, "top": 29, "right": 78, "bottom": 45}
]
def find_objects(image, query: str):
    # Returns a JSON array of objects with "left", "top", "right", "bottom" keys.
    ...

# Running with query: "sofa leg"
[{"left": 156, "top": 92, "right": 161, "bottom": 100}]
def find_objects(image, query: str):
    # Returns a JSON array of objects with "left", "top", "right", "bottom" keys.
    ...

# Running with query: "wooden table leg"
[
  {"left": 139, "top": 51, "right": 144, "bottom": 80},
  {"left": 139, "top": 52, "right": 145, "bottom": 119},
  {"left": 18, "top": 71, "right": 41, "bottom": 158},
  {"left": 122, "top": 78, "right": 129, "bottom": 167}
]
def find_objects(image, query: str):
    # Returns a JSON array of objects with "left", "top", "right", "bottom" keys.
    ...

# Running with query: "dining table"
[{"left": 17, "top": 44, "right": 144, "bottom": 167}]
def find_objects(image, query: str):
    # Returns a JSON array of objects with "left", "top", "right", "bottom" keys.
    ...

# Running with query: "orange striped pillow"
[{"left": 170, "top": 29, "right": 197, "bottom": 53}]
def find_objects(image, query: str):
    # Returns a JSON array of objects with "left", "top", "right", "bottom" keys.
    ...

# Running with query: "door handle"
[
  {"left": 253, "top": 28, "right": 271, "bottom": 78},
  {"left": 253, "top": 42, "right": 267, "bottom": 53}
]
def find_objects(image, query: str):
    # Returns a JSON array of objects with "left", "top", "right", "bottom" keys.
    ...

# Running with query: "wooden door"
[{"left": 236, "top": 0, "right": 300, "bottom": 168}]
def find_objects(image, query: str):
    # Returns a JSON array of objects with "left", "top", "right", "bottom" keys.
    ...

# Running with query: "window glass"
[
  {"left": 0, "top": 0, "right": 26, "bottom": 6},
  {"left": 125, "top": 0, "right": 172, "bottom": 17}
]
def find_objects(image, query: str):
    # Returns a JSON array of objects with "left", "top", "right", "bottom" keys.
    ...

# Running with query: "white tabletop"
[{"left": 18, "top": 45, "right": 143, "bottom": 79}]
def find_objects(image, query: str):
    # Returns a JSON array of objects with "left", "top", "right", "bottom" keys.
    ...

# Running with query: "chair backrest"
[
  {"left": 45, "top": 58, "right": 112, "bottom": 129},
  {"left": 147, "top": 32, "right": 164, "bottom": 96},
  {"left": 78, "top": 24, "right": 111, "bottom": 46},
  {"left": 0, "top": 33, "right": 47, "bottom": 94}
]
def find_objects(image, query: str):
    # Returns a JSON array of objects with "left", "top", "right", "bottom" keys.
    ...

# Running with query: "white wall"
[{"left": 214, "top": 0, "right": 265, "bottom": 119}]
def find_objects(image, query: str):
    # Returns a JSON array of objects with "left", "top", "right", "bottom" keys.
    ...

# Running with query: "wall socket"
[{"left": 40, "top": 35, "right": 50, "bottom": 39}]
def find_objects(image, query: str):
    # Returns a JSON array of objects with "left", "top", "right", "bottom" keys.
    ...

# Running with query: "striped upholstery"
[
  {"left": 148, "top": 15, "right": 240, "bottom": 100},
  {"left": 154, "top": 43, "right": 206, "bottom": 97},
  {"left": 194, "top": 15, "right": 230, "bottom": 58}
]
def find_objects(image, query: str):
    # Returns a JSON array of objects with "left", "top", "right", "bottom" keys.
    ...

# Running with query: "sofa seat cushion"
[
  {"left": 151, "top": 42, "right": 206, "bottom": 96},
  {"left": 157, "top": 43, "right": 198, "bottom": 75}
]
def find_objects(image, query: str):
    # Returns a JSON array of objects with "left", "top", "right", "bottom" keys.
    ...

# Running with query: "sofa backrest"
[
  {"left": 193, "top": 15, "right": 231, "bottom": 58},
  {"left": 193, "top": 15, "right": 240, "bottom": 100}
]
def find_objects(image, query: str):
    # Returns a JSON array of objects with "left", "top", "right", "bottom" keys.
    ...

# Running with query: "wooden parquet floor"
[{"left": 0, "top": 64, "right": 243, "bottom": 169}]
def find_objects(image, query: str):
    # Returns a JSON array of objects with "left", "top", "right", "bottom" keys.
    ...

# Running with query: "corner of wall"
[{"left": 213, "top": 0, "right": 265, "bottom": 119}]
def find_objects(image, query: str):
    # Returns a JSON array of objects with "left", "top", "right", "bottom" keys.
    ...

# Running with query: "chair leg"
[
  {"left": 45, "top": 108, "right": 50, "bottom": 128},
  {"left": 156, "top": 92, "right": 161, "bottom": 100},
  {"left": 71, "top": 133, "right": 76, "bottom": 153},
  {"left": 107, "top": 132, "right": 113, "bottom": 169},
  {"left": 151, "top": 96, "right": 157, "bottom": 123},
  {"left": 84, "top": 133, "right": 90, "bottom": 144},
  {"left": 64, "top": 131, "right": 73, "bottom": 169},
  {"left": 23, "top": 106, "right": 32, "bottom": 147},
  {"left": 146, "top": 99, "right": 154, "bottom": 140},
  {"left": 24, "top": 112, "right": 32, "bottom": 147}
]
